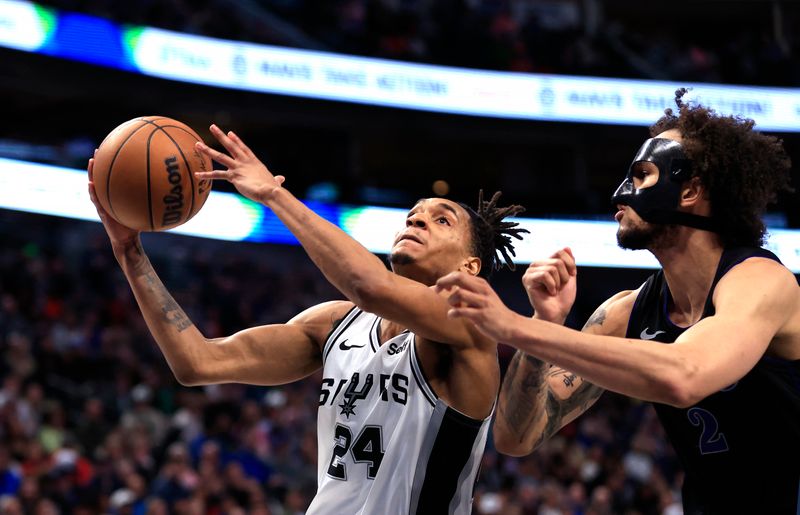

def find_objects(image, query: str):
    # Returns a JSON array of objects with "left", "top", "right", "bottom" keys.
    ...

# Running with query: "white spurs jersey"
[{"left": 306, "top": 306, "right": 492, "bottom": 515}]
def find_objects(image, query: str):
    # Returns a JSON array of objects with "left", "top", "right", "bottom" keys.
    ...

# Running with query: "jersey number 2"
[
  {"left": 687, "top": 407, "right": 729, "bottom": 454},
  {"left": 327, "top": 424, "right": 385, "bottom": 480}
]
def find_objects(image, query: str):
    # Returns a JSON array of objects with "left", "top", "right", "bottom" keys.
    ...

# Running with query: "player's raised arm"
[
  {"left": 88, "top": 155, "right": 346, "bottom": 386},
  {"left": 438, "top": 257, "right": 799, "bottom": 407},
  {"left": 494, "top": 286, "right": 634, "bottom": 456},
  {"left": 195, "top": 126, "right": 528, "bottom": 349}
]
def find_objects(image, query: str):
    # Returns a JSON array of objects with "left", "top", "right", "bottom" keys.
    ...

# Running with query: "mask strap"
[{"left": 643, "top": 210, "right": 720, "bottom": 232}]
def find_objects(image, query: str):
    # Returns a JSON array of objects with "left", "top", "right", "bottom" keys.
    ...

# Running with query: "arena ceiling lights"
[{"left": 1, "top": 0, "right": 800, "bottom": 131}]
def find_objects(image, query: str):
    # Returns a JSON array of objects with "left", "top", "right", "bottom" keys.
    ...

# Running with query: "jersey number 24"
[{"left": 327, "top": 423, "right": 385, "bottom": 480}]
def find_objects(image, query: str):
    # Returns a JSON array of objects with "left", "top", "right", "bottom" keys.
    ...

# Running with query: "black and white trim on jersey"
[
  {"left": 323, "top": 305, "right": 361, "bottom": 363},
  {"left": 367, "top": 314, "right": 380, "bottom": 353},
  {"left": 409, "top": 335, "right": 437, "bottom": 407},
  {"left": 409, "top": 400, "right": 486, "bottom": 514}
]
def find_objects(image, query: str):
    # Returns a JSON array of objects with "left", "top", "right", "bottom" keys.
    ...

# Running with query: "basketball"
[{"left": 92, "top": 116, "right": 213, "bottom": 231}]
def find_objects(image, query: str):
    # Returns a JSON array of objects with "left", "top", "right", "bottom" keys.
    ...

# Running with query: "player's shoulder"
[
  {"left": 606, "top": 288, "right": 640, "bottom": 308},
  {"left": 603, "top": 288, "right": 641, "bottom": 319},
  {"left": 583, "top": 288, "right": 641, "bottom": 337},
  {"left": 720, "top": 255, "right": 794, "bottom": 281},
  {"left": 288, "top": 301, "right": 357, "bottom": 343},
  {"left": 714, "top": 257, "right": 799, "bottom": 308},
  {"left": 298, "top": 300, "right": 357, "bottom": 324}
]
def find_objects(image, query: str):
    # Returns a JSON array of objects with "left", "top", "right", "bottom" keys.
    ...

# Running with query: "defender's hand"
[
  {"left": 435, "top": 272, "right": 521, "bottom": 343},
  {"left": 194, "top": 125, "right": 285, "bottom": 204},
  {"left": 87, "top": 153, "right": 141, "bottom": 249},
  {"left": 522, "top": 247, "right": 577, "bottom": 324}
]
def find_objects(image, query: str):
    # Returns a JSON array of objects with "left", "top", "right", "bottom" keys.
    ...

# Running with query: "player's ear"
[
  {"left": 462, "top": 256, "right": 481, "bottom": 276},
  {"left": 680, "top": 177, "right": 706, "bottom": 208}
]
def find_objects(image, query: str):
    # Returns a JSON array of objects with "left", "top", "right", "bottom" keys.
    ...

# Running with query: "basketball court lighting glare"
[{"left": 1, "top": 157, "right": 798, "bottom": 272}]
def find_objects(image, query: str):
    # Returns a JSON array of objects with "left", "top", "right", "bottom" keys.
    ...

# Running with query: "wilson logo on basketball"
[{"left": 162, "top": 156, "right": 184, "bottom": 226}]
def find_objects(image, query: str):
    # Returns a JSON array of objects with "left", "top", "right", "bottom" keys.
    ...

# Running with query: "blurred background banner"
[
  {"left": 1, "top": 0, "right": 799, "bottom": 130},
  {"left": 3, "top": 156, "right": 799, "bottom": 271}
]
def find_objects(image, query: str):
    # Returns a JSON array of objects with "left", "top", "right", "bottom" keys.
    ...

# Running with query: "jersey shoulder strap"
[
  {"left": 625, "top": 271, "right": 663, "bottom": 339},
  {"left": 702, "top": 247, "right": 783, "bottom": 316}
]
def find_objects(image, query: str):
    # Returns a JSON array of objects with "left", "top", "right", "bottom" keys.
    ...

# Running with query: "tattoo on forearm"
[
  {"left": 584, "top": 306, "right": 607, "bottom": 328},
  {"left": 124, "top": 242, "right": 193, "bottom": 332},
  {"left": 546, "top": 367, "right": 575, "bottom": 385},
  {"left": 158, "top": 286, "right": 193, "bottom": 332},
  {"left": 498, "top": 351, "right": 548, "bottom": 441},
  {"left": 499, "top": 352, "right": 604, "bottom": 449},
  {"left": 534, "top": 381, "right": 604, "bottom": 448}
]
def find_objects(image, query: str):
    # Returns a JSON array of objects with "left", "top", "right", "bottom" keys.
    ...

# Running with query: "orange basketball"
[{"left": 92, "top": 116, "right": 213, "bottom": 231}]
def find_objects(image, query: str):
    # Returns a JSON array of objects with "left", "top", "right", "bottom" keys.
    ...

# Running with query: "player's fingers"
[
  {"left": 87, "top": 161, "right": 99, "bottom": 204},
  {"left": 547, "top": 266, "right": 562, "bottom": 293},
  {"left": 195, "top": 141, "right": 236, "bottom": 168},
  {"left": 88, "top": 154, "right": 95, "bottom": 181},
  {"left": 435, "top": 271, "right": 470, "bottom": 292},
  {"left": 526, "top": 259, "right": 551, "bottom": 271},
  {"left": 531, "top": 270, "right": 557, "bottom": 295},
  {"left": 87, "top": 183, "right": 109, "bottom": 220},
  {"left": 195, "top": 170, "right": 233, "bottom": 181},
  {"left": 550, "top": 257, "right": 570, "bottom": 286},
  {"left": 556, "top": 248, "right": 578, "bottom": 276},
  {"left": 87, "top": 181, "right": 98, "bottom": 205},
  {"left": 446, "top": 287, "right": 486, "bottom": 308},
  {"left": 522, "top": 268, "right": 547, "bottom": 288},
  {"left": 446, "top": 306, "right": 482, "bottom": 322},
  {"left": 525, "top": 259, "right": 559, "bottom": 280},
  {"left": 274, "top": 175, "right": 286, "bottom": 186},
  {"left": 209, "top": 124, "right": 244, "bottom": 159},
  {"left": 445, "top": 286, "right": 464, "bottom": 305},
  {"left": 227, "top": 130, "right": 256, "bottom": 159}
]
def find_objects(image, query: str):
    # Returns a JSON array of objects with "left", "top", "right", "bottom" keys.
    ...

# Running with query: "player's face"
[
  {"left": 615, "top": 129, "right": 684, "bottom": 250},
  {"left": 389, "top": 198, "right": 475, "bottom": 283},
  {"left": 615, "top": 161, "right": 659, "bottom": 248}
]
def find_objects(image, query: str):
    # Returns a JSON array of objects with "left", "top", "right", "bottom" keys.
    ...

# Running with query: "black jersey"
[{"left": 626, "top": 247, "right": 800, "bottom": 515}]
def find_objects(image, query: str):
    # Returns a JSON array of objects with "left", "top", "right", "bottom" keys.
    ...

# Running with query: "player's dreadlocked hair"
[
  {"left": 459, "top": 191, "right": 529, "bottom": 279},
  {"left": 650, "top": 88, "right": 793, "bottom": 247}
]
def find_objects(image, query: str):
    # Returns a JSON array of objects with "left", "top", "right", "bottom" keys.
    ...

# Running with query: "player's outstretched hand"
[
  {"left": 195, "top": 125, "right": 286, "bottom": 203},
  {"left": 87, "top": 152, "right": 141, "bottom": 249},
  {"left": 435, "top": 272, "right": 521, "bottom": 343},
  {"left": 522, "top": 247, "right": 577, "bottom": 324}
]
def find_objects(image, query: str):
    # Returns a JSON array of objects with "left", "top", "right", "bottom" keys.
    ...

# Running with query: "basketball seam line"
[
  {"left": 105, "top": 121, "right": 151, "bottom": 221},
  {"left": 146, "top": 129, "right": 156, "bottom": 231}
]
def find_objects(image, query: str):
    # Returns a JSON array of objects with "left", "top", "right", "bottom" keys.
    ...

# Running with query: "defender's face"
[
  {"left": 614, "top": 161, "right": 658, "bottom": 229},
  {"left": 615, "top": 128, "right": 683, "bottom": 250},
  {"left": 390, "top": 198, "right": 474, "bottom": 281}
]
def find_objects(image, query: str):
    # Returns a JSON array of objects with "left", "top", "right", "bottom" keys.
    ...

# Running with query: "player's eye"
[{"left": 437, "top": 216, "right": 450, "bottom": 225}]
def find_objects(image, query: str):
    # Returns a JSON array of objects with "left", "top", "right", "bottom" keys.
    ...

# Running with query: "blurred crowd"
[
  {"left": 37, "top": 0, "right": 800, "bottom": 86},
  {"left": 0, "top": 212, "right": 686, "bottom": 514}
]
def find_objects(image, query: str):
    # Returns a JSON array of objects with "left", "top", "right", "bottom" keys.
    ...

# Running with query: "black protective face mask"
[{"left": 611, "top": 138, "right": 718, "bottom": 232}]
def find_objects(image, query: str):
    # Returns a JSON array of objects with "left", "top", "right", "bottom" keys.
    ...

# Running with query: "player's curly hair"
[
  {"left": 459, "top": 191, "right": 529, "bottom": 279},
  {"left": 650, "top": 88, "right": 793, "bottom": 247}
]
